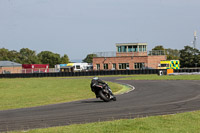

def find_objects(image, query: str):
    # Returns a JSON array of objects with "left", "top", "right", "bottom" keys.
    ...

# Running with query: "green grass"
[
  {"left": 11, "top": 110, "right": 200, "bottom": 133},
  {"left": 119, "top": 74, "right": 200, "bottom": 80},
  {"left": 0, "top": 78, "right": 123, "bottom": 110}
]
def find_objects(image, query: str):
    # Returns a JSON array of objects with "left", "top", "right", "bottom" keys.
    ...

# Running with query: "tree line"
[
  {"left": 152, "top": 45, "right": 200, "bottom": 68},
  {"left": 0, "top": 48, "right": 69, "bottom": 68}
]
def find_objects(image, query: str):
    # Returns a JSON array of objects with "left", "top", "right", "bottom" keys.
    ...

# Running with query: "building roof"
[
  {"left": 0, "top": 61, "right": 22, "bottom": 67},
  {"left": 116, "top": 43, "right": 147, "bottom": 47}
]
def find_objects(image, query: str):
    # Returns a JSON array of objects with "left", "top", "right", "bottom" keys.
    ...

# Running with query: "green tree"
[
  {"left": 8, "top": 50, "right": 21, "bottom": 63},
  {"left": 82, "top": 54, "right": 97, "bottom": 63},
  {"left": 19, "top": 48, "right": 40, "bottom": 64},
  {"left": 0, "top": 48, "right": 71, "bottom": 66},
  {"left": 0, "top": 48, "right": 21, "bottom": 63},
  {"left": 152, "top": 45, "right": 165, "bottom": 50},
  {"left": 0, "top": 48, "right": 9, "bottom": 60},
  {"left": 61, "top": 54, "right": 70, "bottom": 64},
  {"left": 179, "top": 46, "right": 200, "bottom": 68},
  {"left": 38, "top": 51, "right": 61, "bottom": 67},
  {"left": 165, "top": 48, "right": 180, "bottom": 60}
]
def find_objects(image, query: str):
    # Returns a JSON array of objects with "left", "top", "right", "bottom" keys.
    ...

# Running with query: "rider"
[{"left": 90, "top": 77, "right": 115, "bottom": 99}]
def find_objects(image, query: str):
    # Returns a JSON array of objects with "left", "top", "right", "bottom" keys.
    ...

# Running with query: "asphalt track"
[{"left": 1, "top": 77, "right": 200, "bottom": 132}]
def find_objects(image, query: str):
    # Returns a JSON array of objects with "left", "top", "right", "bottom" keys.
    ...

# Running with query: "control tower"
[{"left": 116, "top": 43, "right": 147, "bottom": 57}]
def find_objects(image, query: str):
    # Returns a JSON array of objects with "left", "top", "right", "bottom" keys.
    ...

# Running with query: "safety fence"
[
  {"left": 0, "top": 69, "right": 200, "bottom": 78},
  {"left": 0, "top": 68, "right": 59, "bottom": 74},
  {"left": 0, "top": 69, "right": 163, "bottom": 78},
  {"left": 174, "top": 69, "right": 200, "bottom": 73}
]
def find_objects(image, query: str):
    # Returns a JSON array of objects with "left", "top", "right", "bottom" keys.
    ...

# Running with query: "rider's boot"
[{"left": 110, "top": 94, "right": 116, "bottom": 101}]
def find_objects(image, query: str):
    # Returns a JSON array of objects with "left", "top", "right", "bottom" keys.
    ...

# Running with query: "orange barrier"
[{"left": 167, "top": 69, "right": 174, "bottom": 75}]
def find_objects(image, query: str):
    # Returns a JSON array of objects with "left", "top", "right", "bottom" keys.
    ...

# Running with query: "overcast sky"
[{"left": 0, "top": 0, "right": 200, "bottom": 61}]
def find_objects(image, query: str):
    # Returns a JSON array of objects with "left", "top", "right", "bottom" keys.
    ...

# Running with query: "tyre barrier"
[{"left": 0, "top": 69, "right": 200, "bottom": 78}]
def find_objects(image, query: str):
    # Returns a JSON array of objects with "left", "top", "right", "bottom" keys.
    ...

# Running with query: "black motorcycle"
[{"left": 92, "top": 83, "right": 116, "bottom": 102}]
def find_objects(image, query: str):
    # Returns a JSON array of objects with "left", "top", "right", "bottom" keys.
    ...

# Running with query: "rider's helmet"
[{"left": 93, "top": 77, "right": 98, "bottom": 80}]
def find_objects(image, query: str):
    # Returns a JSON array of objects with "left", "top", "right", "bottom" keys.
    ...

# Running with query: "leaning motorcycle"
[{"left": 92, "top": 84, "right": 116, "bottom": 102}]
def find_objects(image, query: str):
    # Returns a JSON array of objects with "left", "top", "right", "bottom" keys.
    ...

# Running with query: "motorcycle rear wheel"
[{"left": 99, "top": 90, "right": 110, "bottom": 102}]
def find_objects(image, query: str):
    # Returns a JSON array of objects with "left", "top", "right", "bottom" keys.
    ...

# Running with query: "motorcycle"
[{"left": 92, "top": 83, "right": 116, "bottom": 102}]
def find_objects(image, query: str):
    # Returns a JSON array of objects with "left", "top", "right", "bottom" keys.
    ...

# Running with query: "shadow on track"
[{"left": 81, "top": 100, "right": 105, "bottom": 103}]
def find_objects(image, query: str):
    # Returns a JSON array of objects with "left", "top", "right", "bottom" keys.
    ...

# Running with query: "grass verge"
[
  {"left": 114, "top": 84, "right": 133, "bottom": 95},
  {"left": 0, "top": 78, "right": 123, "bottom": 110},
  {"left": 11, "top": 110, "right": 200, "bottom": 133},
  {"left": 118, "top": 74, "right": 200, "bottom": 80}
]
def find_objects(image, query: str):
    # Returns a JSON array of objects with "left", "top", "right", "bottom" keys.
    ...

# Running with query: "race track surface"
[{"left": 1, "top": 77, "right": 200, "bottom": 132}]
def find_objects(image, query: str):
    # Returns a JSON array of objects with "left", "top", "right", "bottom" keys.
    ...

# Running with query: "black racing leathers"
[{"left": 90, "top": 79, "right": 114, "bottom": 97}]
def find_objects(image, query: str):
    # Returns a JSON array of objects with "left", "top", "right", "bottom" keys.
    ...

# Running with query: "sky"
[{"left": 0, "top": 0, "right": 200, "bottom": 62}]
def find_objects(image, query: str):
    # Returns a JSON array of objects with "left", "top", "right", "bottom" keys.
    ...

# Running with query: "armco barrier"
[
  {"left": 174, "top": 69, "right": 200, "bottom": 73},
  {"left": 1, "top": 69, "right": 199, "bottom": 78}
]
